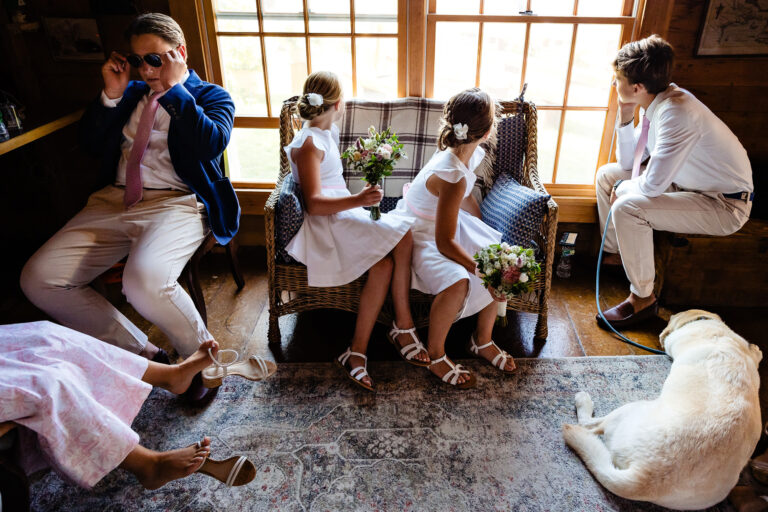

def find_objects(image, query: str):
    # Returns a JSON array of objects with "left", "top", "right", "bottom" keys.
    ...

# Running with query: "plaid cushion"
[
  {"left": 338, "top": 97, "right": 445, "bottom": 197},
  {"left": 275, "top": 174, "right": 304, "bottom": 263},
  {"left": 480, "top": 173, "right": 550, "bottom": 247},
  {"left": 493, "top": 112, "right": 527, "bottom": 185}
]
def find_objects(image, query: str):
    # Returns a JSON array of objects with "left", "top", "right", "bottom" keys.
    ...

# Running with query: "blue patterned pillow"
[
  {"left": 493, "top": 113, "right": 526, "bottom": 184},
  {"left": 275, "top": 174, "right": 304, "bottom": 263},
  {"left": 480, "top": 173, "right": 550, "bottom": 248}
]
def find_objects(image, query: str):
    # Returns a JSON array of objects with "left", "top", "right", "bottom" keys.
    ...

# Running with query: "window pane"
[
  {"left": 435, "top": 0, "right": 480, "bottom": 14},
  {"left": 355, "top": 0, "right": 397, "bottom": 33},
  {"left": 578, "top": 0, "right": 625, "bottom": 16},
  {"left": 308, "top": 0, "right": 350, "bottom": 33},
  {"left": 219, "top": 37, "right": 267, "bottom": 117},
  {"left": 310, "top": 37, "right": 354, "bottom": 97},
  {"left": 536, "top": 110, "right": 560, "bottom": 184},
  {"left": 479, "top": 23, "right": 526, "bottom": 101},
  {"left": 264, "top": 37, "right": 307, "bottom": 114},
  {"left": 529, "top": 0, "right": 575, "bottom": 15},
  {"left": 262, "top": 0, "right": 305, "bottom": 33},
  {"left": 227, "top": 128, "right": 280, "bottom": 182},
  {"left": 355, "top": 38, "right": 398, "bottom": 99},
  {"left": 525, "top": 23, "right": 572, "bottom": 106},
  {"left": 556, "top": 110, "right": 606, "bottom": 184},
  {"left": 433, "top": 22, "right": 479, "bottom": 99},
  {"left": 214, "top": 0, "right": 259, "bottom": 32},
  {"left": 567, "top": 25, "right": 622, "bottom": 106},
  {"left": 484, "top": 0, "right": 527, "bottom": 14}
]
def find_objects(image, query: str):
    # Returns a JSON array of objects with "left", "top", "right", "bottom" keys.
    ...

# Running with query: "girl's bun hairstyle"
[
  {"left": 295, "top": 71, "right": 343, "bottom": 120},
  {"left": 437, "top": 88, "right": 496, "bottom": 151}
]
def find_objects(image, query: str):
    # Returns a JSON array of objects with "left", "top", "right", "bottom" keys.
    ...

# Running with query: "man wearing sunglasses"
[{"left": 20, "top": 13, "right": 237, "bottom": 404}]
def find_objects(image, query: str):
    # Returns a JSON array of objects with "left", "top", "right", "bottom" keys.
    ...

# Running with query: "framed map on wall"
[{"left": 696, "top": 0, "right": 768, "bottom": 56}]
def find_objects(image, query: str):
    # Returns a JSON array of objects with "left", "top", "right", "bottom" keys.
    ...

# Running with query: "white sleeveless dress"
[
  {"left": 284, "top": 123, "right": 414, "bottom": 287},
  {"left": 391, "top": 147, "right": 502, "bottom": 319}
]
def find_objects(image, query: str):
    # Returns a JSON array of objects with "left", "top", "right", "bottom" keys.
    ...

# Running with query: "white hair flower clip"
[
  {"left": 306, "top": 93, "right": 324, "bottom": 107},
  {"left": 453, "top": 123, "right": 468, "bottom": 140}
]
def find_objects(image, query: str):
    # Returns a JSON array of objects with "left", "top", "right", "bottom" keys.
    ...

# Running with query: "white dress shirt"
[
  {"left": 100, "top": 70, "right": 191, "bottom": 191},
  {"left": 615, "top": 83, "right": 753, "bottom": 198}
]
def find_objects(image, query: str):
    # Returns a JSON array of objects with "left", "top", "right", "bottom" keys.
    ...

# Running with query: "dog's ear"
[{"left": 750, "top": 344, "right": 763, "bottom": 364}]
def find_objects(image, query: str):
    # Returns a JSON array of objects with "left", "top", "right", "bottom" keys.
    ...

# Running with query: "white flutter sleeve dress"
[
  {"left": 391, "top": 147, "right": 502, "bottom": 319},
  {"left": 284, "top": 123, "right": 414, "bottom": 287}
]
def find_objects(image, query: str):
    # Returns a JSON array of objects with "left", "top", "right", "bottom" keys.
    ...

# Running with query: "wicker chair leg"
[
  {"left": 268, "top": 308, "right": 281, "bottom": 345},
  {"left": 534, "top": 311, "right": 548, "bottom": 341}
]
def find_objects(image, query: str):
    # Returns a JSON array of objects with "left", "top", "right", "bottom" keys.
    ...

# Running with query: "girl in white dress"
[
  {"left": 392, "top": 88, "right": 516, "bottom": 388},
  {"left": 284, "top": 71, "right": 429, "bottom": 391}
]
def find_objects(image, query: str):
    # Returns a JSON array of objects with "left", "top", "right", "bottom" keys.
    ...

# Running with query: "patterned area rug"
[{"left": 30, "top": 356, "right": 735, "bottom": 511}]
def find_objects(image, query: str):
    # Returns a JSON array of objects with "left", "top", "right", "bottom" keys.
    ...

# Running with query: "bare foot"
[
  {"left": 342, "top": 354, "right": 373, "bottom": 388},
  {"left": 131, "top": 437, "right": 211, "bottom": 490},
  {"left": 428, "top": 354, "right": 471, "bottom": 385},
  {"left": 602, "top": 253, "right": 623, "bottom": 266},
  {"left": 473, "top": 337, "right": 516, "bottom": 372},
  {"left": 393, "top": 324, "right": 430, "bottom": 364},
  {"left": 166, "top": 341, "right": 219, "bottom": 395}
]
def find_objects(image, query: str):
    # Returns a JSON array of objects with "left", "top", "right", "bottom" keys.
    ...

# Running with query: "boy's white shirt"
[{"left": 614, "top": 83, "right": 753, "bottom": 199}]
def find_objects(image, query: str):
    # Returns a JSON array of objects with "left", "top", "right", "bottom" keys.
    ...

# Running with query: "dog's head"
[{"left": 660, "top": 309, "right": 762, "bottom": 365}]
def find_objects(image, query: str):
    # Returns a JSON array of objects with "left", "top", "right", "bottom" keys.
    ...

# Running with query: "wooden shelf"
[{"left": 0, "top": 109, "right": 84, "bottom": 156}]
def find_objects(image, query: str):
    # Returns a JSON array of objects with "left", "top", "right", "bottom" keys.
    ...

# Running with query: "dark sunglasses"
[{"left": 126, "top": 53, "right": 163, "bottom": 68}]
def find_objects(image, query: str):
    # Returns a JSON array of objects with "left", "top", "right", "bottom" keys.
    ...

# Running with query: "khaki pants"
[
  {"left": 20, "top": 185, "right": 212, "bottom": 358},
  {"left": 596, "top": 163, "right": 751, "bottom": 298}
]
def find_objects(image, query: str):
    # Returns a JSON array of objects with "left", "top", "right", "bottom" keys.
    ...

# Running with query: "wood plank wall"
[{"left": 666, "top": 0, "right": 768, "bottom": 164}]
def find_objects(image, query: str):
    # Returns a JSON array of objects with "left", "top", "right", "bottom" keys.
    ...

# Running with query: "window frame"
[
  {"left": 424, "top": 0, "right": 639, "bottom": 193},
  {"left": 200, "top": 0, "right": 407, "bottom": 189}
]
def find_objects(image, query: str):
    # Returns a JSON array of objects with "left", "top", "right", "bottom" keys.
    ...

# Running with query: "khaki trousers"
[
  {"left": 595, "top": 163, "right": 751, "bottom": 298},
  {"left": 20, "top": 185, "right": 212, "bottom": 358}
]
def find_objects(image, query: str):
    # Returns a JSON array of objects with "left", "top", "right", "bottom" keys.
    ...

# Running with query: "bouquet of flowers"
[
  {"left": 474, "top": 243, "right": 541, "bottom": 326},
  {"left": 341, "top": 125, "right": 406, "bottom": 220}
]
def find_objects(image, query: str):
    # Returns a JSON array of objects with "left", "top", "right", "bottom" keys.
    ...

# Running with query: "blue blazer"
[{"left": 80, "top": 70, "right": 239, "bottom": 245}]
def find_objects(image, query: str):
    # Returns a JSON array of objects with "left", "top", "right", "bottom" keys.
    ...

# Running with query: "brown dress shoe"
[
  {"left": 182, "top": 372, "right": 219, "bottom": 406},
  {"left": 729, "top": 486, "right": 768, "bottom": 512},
  {"left": 596, "top": 299, "right": 659, "bottom": 329}
]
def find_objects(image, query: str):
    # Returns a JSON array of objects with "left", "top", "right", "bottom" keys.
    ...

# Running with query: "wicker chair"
[{"left": 265, "top": 96, "right": 558, "bottom": 344}]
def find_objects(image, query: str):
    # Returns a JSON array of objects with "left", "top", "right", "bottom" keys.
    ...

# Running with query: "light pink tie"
[
  {"left": 631, "top": 115, "right": 650, "bottom": 179},
  {"left": 124, "top": 92, "right": 161, "bottom": 208}
]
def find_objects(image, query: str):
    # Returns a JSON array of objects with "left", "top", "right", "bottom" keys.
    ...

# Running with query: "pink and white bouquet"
[
  {"left": 474, "top": 243, "right": 541, "bottom": 326},
  {"left": 341, "top": 125, "right": 406, "bottom": 220}
]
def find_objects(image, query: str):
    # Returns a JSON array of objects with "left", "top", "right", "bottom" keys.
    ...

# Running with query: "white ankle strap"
[
  {"left": 338, "top": 348, "right": 367, "bottom": 366},
  {"left": 469, "top": 335, "right": 495, "bottom": 353},
  {"left": 390, "top": 322, "right": 426, "bottom": 360},
  {"left": 225, "top": 456, "right": 248, "bottom": 486},
  {"left": 209, "top": 347, "right": 240, "bottom": 378}
]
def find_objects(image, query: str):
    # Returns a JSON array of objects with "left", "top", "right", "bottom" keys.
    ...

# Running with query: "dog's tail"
[{"left": 562, "top": 424, "right": 646, "bottom": 501}]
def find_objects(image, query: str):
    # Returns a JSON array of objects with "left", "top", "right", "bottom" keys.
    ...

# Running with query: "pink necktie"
[
  {"left": 124, "top": 92, "right": 161, "bottom": 208},
  {"left": 631, "top": 115, "right": 650, "bottom": 179}
]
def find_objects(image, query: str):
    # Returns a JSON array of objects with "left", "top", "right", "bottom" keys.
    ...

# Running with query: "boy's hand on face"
[
  {"left": 617, "top": 97, "right": 636, "bottom": 124},
  {"left": 102, "top": 51, "right": 130, "bottom": 99},
  {"left": 159, "top": 48, "right": 187, "bottom": 91}
]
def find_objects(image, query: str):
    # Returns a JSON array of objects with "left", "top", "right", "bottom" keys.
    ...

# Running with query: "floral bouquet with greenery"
[
  {"left": 474, "top": 243, "right": 541, "bottom": 326},
  {"left": 341, "top": 125, "right": 406, "bottom": 220}
]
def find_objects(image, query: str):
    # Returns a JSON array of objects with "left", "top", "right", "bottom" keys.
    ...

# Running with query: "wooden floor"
[{"left": 2, "top": 247, "right": 765, "bottom": 364}]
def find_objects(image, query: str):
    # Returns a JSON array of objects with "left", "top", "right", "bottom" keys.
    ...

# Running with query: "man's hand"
[
  {"left": 102, "top": 51, "right": 129, "bottom": 99},
  {"left": 159, "top": 49, "right": 187, "bottom": 91},
  {"left": 617, "top": 97, "right": 636, "bottom": 125}
]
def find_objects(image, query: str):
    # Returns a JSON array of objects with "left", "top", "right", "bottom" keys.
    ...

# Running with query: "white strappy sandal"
[
  {"left": 468, "top": 335, "right": 517, "bottom": 373},
  {"left": 336, "top": 347, "right": 374, "bottom": 392},
  {"left": 197, "top": 451, "right": 256, "bottom": 487},
  {"left": 202, "top": 348, "right": 277, "bottom": 388},
  {"left": 428, "top": 354, "right": 476, "bottom": 389},
  {"left": 387, "top": 322, "right": 430, "bottom": 367}
]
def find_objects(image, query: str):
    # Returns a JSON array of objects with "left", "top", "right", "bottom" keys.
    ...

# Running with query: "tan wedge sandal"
[
  {"left": 197, "top": 453, "right": 256, "bottom": 487},
  {"left": 202, "top": 348, "right": 277, "bottom": 388}
]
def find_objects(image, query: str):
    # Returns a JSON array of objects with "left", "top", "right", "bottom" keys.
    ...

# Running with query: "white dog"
[{"left": 563, "top": 309, "right": 762, "bottom": 510}]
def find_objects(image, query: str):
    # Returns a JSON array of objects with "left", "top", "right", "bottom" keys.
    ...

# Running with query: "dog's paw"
[
  {"left": 575, "top": 391, "right": 594, "bottom": 413},
  {"left": 562, "top": 423, "right": 581, "bottom": 445}
]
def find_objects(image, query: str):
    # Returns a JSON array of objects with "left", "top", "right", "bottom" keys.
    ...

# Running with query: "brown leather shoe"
[
  {"left": 182, "top": 372, "right": 219, "bottom": 406},
  {"left": 596, "top": 299, "right": 659, "bottom": 329},
  {"left": 729, "top": 486, "right": 768, "bottom": 512}
]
